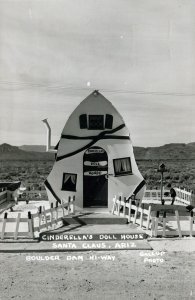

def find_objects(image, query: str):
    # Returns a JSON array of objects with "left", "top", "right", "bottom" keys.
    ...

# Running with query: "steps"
[
  {"left": 63, "top": 212, "right": 127, "bottom": 225},
  {"left": 62, "top": 212, "right": 128, "bottom": 225}
]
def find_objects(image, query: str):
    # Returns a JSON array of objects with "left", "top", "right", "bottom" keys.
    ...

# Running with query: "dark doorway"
[{"left": 83, "top": 146, "right": 108, "bottom": 207}]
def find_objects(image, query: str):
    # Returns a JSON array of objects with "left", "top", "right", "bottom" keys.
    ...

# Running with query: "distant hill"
[
  {"left": 134, "top": 143, "right": 195, "bottom": 160},
  {"left": 188, "top": 142, "right": 195, "bottom": 147},
  {"left": 0, "top": 144, "right": 55, "bottom": 161},
  {"left": 19, "top": 145, "right": 46, "bottom": 152},
  {"left": 0, "top": 142, "right": 194, "bottom": 161}
]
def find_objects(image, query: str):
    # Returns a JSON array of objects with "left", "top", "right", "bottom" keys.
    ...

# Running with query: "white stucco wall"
[{"left": 45, "top": 91, "right": 145, "bottom": 211}]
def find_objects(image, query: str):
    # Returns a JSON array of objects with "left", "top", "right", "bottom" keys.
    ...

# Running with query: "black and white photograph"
[{"left": 0, "top": 1, "right": 195, "bottom": 299}]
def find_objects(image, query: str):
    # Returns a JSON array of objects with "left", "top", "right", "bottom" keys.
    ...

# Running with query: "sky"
[{"left": 0, "top": 0, "right": 195, "bottom": 147}]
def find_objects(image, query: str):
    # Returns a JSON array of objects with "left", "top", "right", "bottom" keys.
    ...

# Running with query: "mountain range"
[
  {"left": 0, "top": 142, "right": 194, "bottom": 161},
  {"left": 134, "top": 143, "right": 195, "bottom": 160},
  {"left": 0, "top": 143, "right": 54, "bottom": 161}
]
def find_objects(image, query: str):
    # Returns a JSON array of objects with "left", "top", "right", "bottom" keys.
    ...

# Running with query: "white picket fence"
[
  {"left": 175, "top": 188, "right": 192, "bottom": 205},
  {"left": 0, "top": 196, "right": 75, "bottom": 240},
  {"left": 143, "top": 189, "right": 171, "bottom": 202},
  {"left": 143, "top": 187, "right": 192, "bottom": 205},
  {"left": 112, "top": 195, "right": 195, "bottom": 238}
]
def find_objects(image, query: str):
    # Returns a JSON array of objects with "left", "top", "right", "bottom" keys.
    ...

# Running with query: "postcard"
[{"left": 0, "top": 1, "right": 194, "bottom": 299}]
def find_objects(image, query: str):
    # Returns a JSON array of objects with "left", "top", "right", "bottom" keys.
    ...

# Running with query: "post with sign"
[{"left": 157, "top": 163, "right": 167, "bottom": 205}]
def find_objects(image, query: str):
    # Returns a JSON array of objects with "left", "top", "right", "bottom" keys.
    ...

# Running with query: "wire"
[
  {"left": 101, "top": 89, "right": 195, "bottom": 97},
  {"left": 0, "top": 80, "right": 195, "bottom": 97}
]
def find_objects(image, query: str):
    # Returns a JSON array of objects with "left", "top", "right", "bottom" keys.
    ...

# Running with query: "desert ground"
[
  {"left": 0, "top": 239, "right": 195, "bottom": 300},
  {"left": 0, "top": 159, "right": 195, "bottom": 191},
  {"left": 0, "top": 159, "right": 195, "bottom": 300}
]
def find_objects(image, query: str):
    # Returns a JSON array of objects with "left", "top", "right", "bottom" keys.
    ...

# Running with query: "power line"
[
  {"left": 102, "top": 89, "right": 195, "bottom": 97},
  {"left": 0, "top": 80, "right": 195, "bottom": 97}
]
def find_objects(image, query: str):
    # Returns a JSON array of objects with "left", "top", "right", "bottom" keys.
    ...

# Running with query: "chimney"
[{"left": 42, "top": 119, "right": 57, "bottom": 153}]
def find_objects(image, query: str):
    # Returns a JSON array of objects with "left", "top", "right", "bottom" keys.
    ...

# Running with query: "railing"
[
  {"left": 32, "top": 197, "right": 75, "bottom": 237},
  {"left": 143, "top": 189, "right": 171, "bottom": 202},
  {"left": 175, "top": 188, "right": 192, "bottom": 205},
  {"left": 112, "top": 195, "right": 195, "bottom": 238},
  {"left": 149, "top": 205, "right": 195, "bottom": 237},
  {"left": 143, "top": 188, "right": 192, "bottom": 205},
  {"left": 0, "top": 196, "right": 75, "bottom": 240},
  {"left": 0, "top": 211, "right": 34, "bottom": 240},
  {"left": 112, "top": 196, "right": 152, "bottom": 230},
  {"left": 18, "top": 189, "right": 48, "bottom": 201}
]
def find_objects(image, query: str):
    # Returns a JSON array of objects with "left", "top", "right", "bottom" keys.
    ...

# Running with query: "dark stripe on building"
[
  {"left": 100, "top": 135, "right": 129, "bottom": 140},
  {"left": 61, "top": 135, "right": 129, "bottom": 140},
  {"left": 54, "top": 141, "right": 60, "bottom": 150},
  {"left": 57, "top": 124, "right": 126, "bottom": 162},
  {"left": 61, "top": 123, "right": 126, "bottom": 139},
  {"left": 133, "top": 180, "right": 146, "bottom": 196},
  {"left": 45, "top": 180, "right": 61, "bottom": 204}
]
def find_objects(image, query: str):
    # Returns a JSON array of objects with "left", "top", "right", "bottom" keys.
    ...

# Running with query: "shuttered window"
[
  {"left": 79, "top": 114, "right": 88, "bottom": 129},
  {"left": 105, "top": 114, "right": 113, "bottom": 129},
  {"left": 79, "top": 114, "right": 113, "bottom": 130}
]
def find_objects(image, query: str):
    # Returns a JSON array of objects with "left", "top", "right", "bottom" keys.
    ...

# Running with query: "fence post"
[
  {"left": 151, "top": 216, "right": 155, "bottom": 237},
  {"left": 175, "top": 210, "right": 182, "bottom": 238},
  {"left": 1, "top": 212, "right": 7, "bottom": 240},
  {"left": 154, "top": 211, "right": 159, "bottom": 237},
  {"left": 38, "top": 206, "right": 42, "bottom": 232},
  {"left": 146, "top": 205, "right": 151, "bottom": 230},
  {"left": 68, "top": 196, "right": 71, "bottom": 214},
  {"left": 128, "top": 199, "right": 132, "bottom": 223},
  {"left": 140, "top": 203, "right": 144, "bottom": 228},
  {"left": 28, "top": 211, "right": 34, "bottom": 239},
  {"left": 117, "top": 196, "right": 121, "bottom": 216},
  {"left": 162, "top": 211, "right": 166, "bottom": 237},
  {"left": 190, "top": 211, "right": 194, "bottom": 237},
  {"left": 42, "top": 206, "right": 48, "bottom": 230},
  {"left": 50, "top": 203, "right": 54, "bottom": 226},
  {"left": 61, "top": 201, "right": 65, "bottom": 218},
  {"left": 133, "top": 203, "right": 138, "bottom": 224},
  {"left": 112, "top": 196, "right": 117, "bottom": 215},
  {"left": 71, "top": 196, "right": 75, "bottom": 214},
  {"left": 14, "top": 213, "right": 21, "bottom": 240},
  {"left": 123, "top": 197, "right": 126, "bottom": 217},
  {"left": 55, "top": 201, "right": 58, "bottom": 224}
]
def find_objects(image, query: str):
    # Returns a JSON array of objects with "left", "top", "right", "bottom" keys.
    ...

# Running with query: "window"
[
  {"left": 113, "top": 157, "right": 132, "bottom": 176},
  {"left": 79, "top": 114, "right": 88, "bottom": 129},
  {"left": 105, "top": 114, "right": 113, "bottom": 129},
  {"left": 88, "top": 115, "right": 104, "bottom": 130},
  {"left": 62, "top": 173, "right": 77, "bottom": 191},
  {"left": 79, "top": 114, "right": 113, "bottom": 130}
]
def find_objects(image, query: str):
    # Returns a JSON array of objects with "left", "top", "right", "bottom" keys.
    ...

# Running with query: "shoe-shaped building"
[{"left": 43, "top": 90, "right": 145, "bottom": 211}]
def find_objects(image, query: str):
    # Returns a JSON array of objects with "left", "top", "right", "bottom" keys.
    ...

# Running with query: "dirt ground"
[
  {"left": 1, "top": 200, "right": 195, "bottom": 299},
  {"left": 0, "top": 240, "right": 195, "bottom": 300}
]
